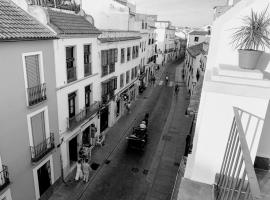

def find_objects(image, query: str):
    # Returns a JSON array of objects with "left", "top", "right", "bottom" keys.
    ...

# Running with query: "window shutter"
[{"left": 25, "top": 55, "right": 41, "bottom": 88}]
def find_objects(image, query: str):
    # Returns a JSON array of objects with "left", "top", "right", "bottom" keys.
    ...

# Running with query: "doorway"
[
  {"left": 37, "top": 160, "right": 51, "bottom": 196},
  {"left": 69, "top": 136, "right": 78, "bottom": 165},
  {"left": 82, "top": 127, "right": 90, "bottom": 147},
  {"left": 100, "top": 106, "right": 109, "bottom": 132}
]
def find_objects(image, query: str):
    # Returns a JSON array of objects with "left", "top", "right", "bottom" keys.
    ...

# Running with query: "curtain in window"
[{"left": 31, "top": 111, "right": 46, "bottom": 146}]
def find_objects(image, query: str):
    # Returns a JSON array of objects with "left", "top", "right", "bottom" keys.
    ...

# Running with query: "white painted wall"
[
  {"left": 53, "top": 38, "right": 100, "bottom": 134},
  {"left": 185, "top": 91, "right": 268, "bottom": 184},
  {"left": 184, "top": 0, "right": 270, "bottom": 185},
  {"left": 82, "top": 0, "right": 129, "bottom": 30}
]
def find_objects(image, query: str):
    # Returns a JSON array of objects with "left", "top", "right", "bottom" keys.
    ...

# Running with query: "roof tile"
[
  {"left": 47, "top": 9, "right": 101, "bottom": 36},
  {"left": 0, "top": 0, "right": 56, "bottom": 40}
]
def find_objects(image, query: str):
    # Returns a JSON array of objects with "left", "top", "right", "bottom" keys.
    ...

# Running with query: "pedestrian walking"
[
  {"left": 82, "top": 159, "right": 91, "bottom": 182},
  {"left": 74, "top": 159, "right": 83, "bottom": 181},
  {"left": 152, "top": 76, "right": 156, "bottom": 85},
  {"left": 125, "top": 101, "right": 131, "bottom": 114},
  {"left": 175, "top": 84, "right": 179, "bottom": 95}
]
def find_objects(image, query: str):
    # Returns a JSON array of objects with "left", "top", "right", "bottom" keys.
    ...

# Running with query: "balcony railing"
[
  {"left": 215, "top": 107, "right": 262, "bottom": 200},
  {"left": 67, "top": 101, "right": 100, "bottom": 130},
  {"left": 0, "top": 165, "right": 10, "bottom": 192},
  {"left": 28, "top": 0, "right": 80, "bottom": 12},
  {"left": 27, "top": 83, "right": 47, "bottom": 106},
  {"left": 67, "top": 67, "right": 77, "bottom": 83},
  {"left": 30, "top": 133, "right": 55, "bottom": 163},
  {"left": 84, "top": 63, "right": 92, "bottom": 77},
  {"left": 102, "top": 91, "right": 115, "bottom": 105}
]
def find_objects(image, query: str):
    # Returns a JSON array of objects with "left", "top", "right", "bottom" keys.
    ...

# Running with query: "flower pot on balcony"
[{"left": 238, "top": 49, "right": 263, "bottom": 70}]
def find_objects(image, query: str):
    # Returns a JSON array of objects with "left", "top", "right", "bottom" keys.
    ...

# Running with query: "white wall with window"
[{"left": 22, "top": 51, "right": 45, "bottom": 107}]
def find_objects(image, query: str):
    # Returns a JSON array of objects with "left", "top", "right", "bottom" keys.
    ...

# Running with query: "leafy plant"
[{"left": 231, "top": 6, "right": 270, "bottom": 51}]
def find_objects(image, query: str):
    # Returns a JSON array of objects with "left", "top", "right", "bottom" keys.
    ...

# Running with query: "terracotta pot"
[{"left": 238, "top": 49, "right": 263, "bottom": 70}]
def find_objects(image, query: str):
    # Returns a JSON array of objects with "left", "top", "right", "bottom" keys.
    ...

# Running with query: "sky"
[{"left": 133, "top": 0, "right": 227, "bottom": 27}]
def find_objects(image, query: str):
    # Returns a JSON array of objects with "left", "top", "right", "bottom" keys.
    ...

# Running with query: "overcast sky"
[{"left": 134, "top": 0, "right": 227, "bottom": 27}]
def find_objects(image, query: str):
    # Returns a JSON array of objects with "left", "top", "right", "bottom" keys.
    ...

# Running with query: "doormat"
[{"left": 91, "top": 162, "right": 100, "bottom": 170}]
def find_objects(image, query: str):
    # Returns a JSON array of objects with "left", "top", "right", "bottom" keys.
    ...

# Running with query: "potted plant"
[{"left": 231, "top": 6, "right": 270, "bottom": 69}]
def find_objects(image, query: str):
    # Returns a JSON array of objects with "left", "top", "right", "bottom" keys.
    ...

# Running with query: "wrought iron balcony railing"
[
  {"left": 67, "top": 67, "right": 77, "bottom": 83},
  {"left": 0, "top": 165, "right": 10, "bottom": 192},
  {"left": 30, "top": 133, "right": 55, "bottom": 163},
  {"left": 27, "top": 83, "right": 47, "bottom": 106},
  {"left": 215, "top": 107, "right": 262, "bottom": 200},
  {"left": 67, "top": 101, "right": 100, "bottom": 130}
]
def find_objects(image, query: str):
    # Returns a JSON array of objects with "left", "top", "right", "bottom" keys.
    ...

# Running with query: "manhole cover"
[
  {"left": 143, "top": 169, "right": 149, "bottom": 175},
  {"left": 91, "top": 162, "right": 100, "bottom": 170},
  {"left": 131, "top": 167, "right": 139, "bottom": 173},
  {"left": 174, "top": 162, "right": 180, "bottom": 166},
  {"left": 162, "top": 135, "right": 172, "bottom": 141},
  {"left": 104, "top": 159, "right": 111, "bottom": 164}
]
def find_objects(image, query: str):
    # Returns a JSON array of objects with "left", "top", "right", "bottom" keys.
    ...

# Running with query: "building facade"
[
  {"left": 0, "top": 1, "right": 61, "bottom": 199},
  {"left": 134, "top": 13, "right": 157, "bottom": 88},
  {"left": 184, "top": 42, "right": 208, "bottom": 95},
  {"left": 155, "top": 21, "right": 177, "bottom": 65},
  {"left": 26, "top": 3, "right": 102, "bottom": 177},
  {"left": 98, "top": 30, "right": 141, "bottom": 129},
  {"left": 187, "top": 30, "right": 210, "bottom": 47}
]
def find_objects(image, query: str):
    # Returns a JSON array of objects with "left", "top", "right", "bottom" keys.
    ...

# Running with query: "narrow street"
[{"left": 76, "top": 59, "right": 192, "bottom": 200}]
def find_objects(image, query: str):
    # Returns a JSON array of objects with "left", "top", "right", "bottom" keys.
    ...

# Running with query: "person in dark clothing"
[{"left": 184, "top": 134, "right": 191, "bottom": 156}]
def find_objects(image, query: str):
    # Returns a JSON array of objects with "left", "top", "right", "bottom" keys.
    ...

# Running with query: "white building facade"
[{"left": 28, "top": 6, "right": 102, "bottom": 177}]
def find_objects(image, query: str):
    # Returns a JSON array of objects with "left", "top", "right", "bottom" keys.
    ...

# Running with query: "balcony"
[
  {"left": 67, "top": 67, "right": 77, "bottom": 83},
  {"left": 215, "top": 107, "right": 262, "bottom": 200},
  {"left": 30, "top": 133, "right": 55, "bottom": 163},
  {"left": 28, "top": 0, "right": 80, "bottom": 12},
  {"left": 67, "top": 101, "right": 100, "bottom": 130},
  {"left": 0, "top": 165, "right": 10, "bottom": 192},
  {"left": 27, "top": 83, "right": 47, "bottom": 106},
  {"left": 176, "top": 108, "right": 269, "bottom": 200},
  {"left": 102, "top": 91, "right": 115, "bottom": 105}
]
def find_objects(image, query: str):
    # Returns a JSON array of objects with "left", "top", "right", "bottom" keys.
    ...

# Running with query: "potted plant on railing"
[{"left": 231, "top": 6, "right": 270, "bottom": 70}]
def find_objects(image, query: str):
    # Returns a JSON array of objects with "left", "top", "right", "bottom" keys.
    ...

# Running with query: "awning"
[{"left": 187, "top": 76, "right": 204, "bottom": 114}]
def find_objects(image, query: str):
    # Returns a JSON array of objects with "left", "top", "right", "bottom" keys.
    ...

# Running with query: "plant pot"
[{"left": 238, "top": 49, "right": 263, "bottom": 70}]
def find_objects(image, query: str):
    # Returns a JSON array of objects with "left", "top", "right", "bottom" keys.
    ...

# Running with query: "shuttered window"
[
  {"left": 25, "top": 55, "right": 41, "bottom": 88},
  {"left": 31, "top": 111, "right": 46, "bottom": 146}
]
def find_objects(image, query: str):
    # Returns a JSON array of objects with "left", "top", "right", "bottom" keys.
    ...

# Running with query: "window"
[
  {"left": 31, "top": 111, "right": 46, "bottom": 147},
  {"left": 121, "top": 48, "right": 125, "bottom": 63},
  {"left": 131, "top": 68, "right": 135, "bottom": 80},
  {"left": 66, "top": 46, "right": 76, "bottom": 83},
  {"left": 102, "top": 77, "right": 117, "bottom": 96},
  {"left": 68, "top": 92, "right": 76, "bottom": 119},
  {"left": 120, "top": 73, "right": 124, "bottom": 88},
  {"left": 23, "top": 52, "right": 46, "bottom": 106},
  {"left": 135, "top": 66, "right": 138, "bottom": 77},
  {"left": 126, "top": 70, "right": 130, "bottom": 84},
  {"left": 132, "top": 46, "right": 136, "bottom": 59},
  {"left": 145, "top": 22, "right": 147, "bottom": 29},
  {"left": 85, "top": 85, "right": 91, "bottom": 108},
  {"left": 127, "top": 47, "right": 131, "bottom": 61},
  {"left": 101, "top": 49, "right": 118, "bottom": 76},
  {"left": 136, "top": 46, "right": 139, "bottom": 58},
  {"left": 194, "top": 36, "right": 199, "bottom": 42},
  {"left": 84, "top": 45, "right": 92, "bottom": 76},
  {"left": 142, "top": 21, "right": 144, "bottom": 29}
]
